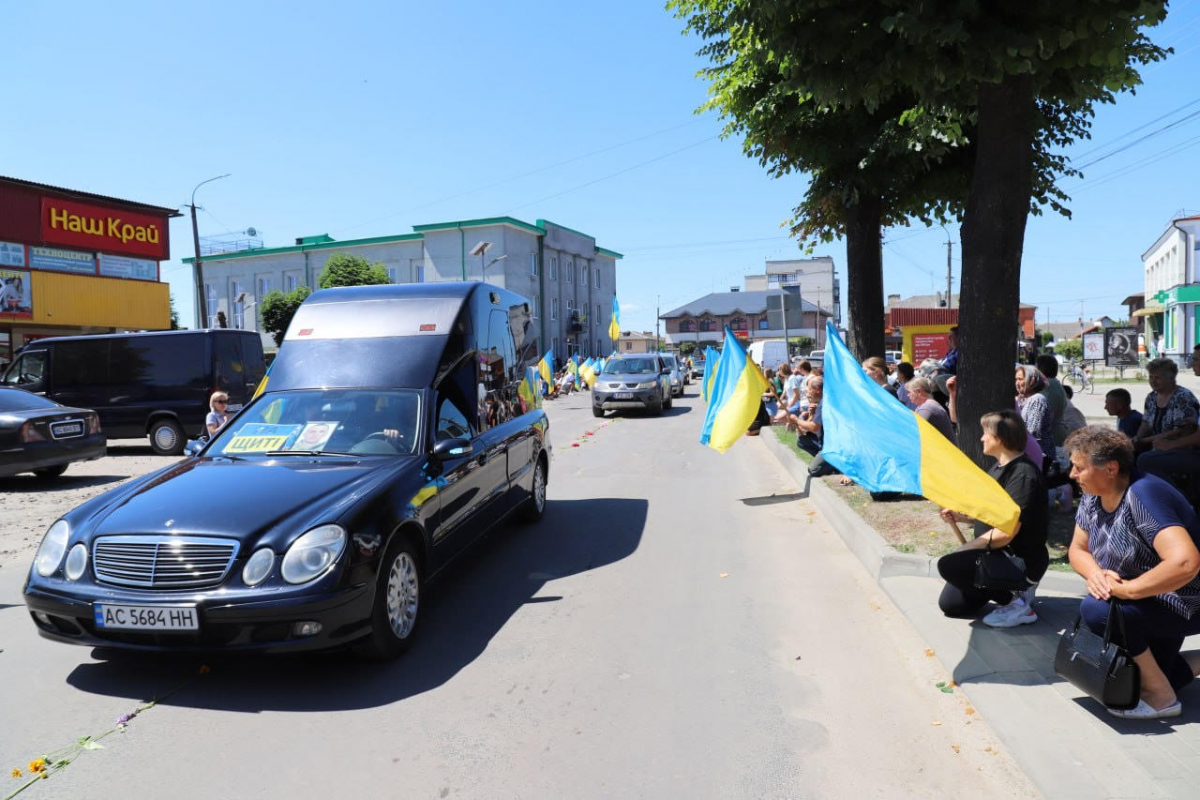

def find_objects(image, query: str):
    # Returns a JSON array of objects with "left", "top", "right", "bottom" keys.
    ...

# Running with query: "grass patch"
[{"left": 771, "top": 426, "right": 812, "bottom": 463}]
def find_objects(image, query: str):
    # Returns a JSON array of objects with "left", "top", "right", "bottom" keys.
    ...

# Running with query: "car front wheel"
[
  {"left": 33, "top": 465, "right": 68, "bottom": 479},
  {"left": 592, "top": 406, "right": 605, "bottom": 418},
  {"left": 357, "top": 535, "right": 423, "bottom": 661}
]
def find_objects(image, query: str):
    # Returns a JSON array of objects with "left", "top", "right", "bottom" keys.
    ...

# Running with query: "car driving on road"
[
  {"left": 661, "top": 354, "right": 686, "bottom": 397},
  {"left": 592, "top": 354, "right": 672, "bottom": 417},
  {"left": 0, "top": 387, "right": 106, "bottom": 479},
  {"left": 23, "top": 282, "right": 550, "bottom": 660}
]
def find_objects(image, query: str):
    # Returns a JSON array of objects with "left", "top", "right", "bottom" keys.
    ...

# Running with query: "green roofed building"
[{"left": 183, "top": 216, "right": 622, "bottom": 359}]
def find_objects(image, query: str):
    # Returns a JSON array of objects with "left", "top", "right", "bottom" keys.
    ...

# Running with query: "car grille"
[
  {"left": 92, "top": 536, "right": 238, "bottom": 590},
  {"left": 605, "top": 382, "right": 645, "bottom": 390}
]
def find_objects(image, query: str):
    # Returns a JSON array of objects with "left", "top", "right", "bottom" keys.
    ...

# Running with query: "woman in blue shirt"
[{"left": 1067, "top": 426, "right": 1200, "bottom": 720}]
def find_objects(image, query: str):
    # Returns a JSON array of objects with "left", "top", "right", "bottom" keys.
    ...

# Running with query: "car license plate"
[
  {"left": 50, "top": 421, "right": 84, "bottom": 439},
  {"left": 614, "top": 392, "right": 634, "bottom": 400},
  {"left": 94, "top": 604, "right": 199, "bottom": 631}
]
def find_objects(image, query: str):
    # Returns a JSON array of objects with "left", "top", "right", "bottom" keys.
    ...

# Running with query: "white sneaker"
[{"left": 983, "top": 598, "right": 1038, "bottom": 628}]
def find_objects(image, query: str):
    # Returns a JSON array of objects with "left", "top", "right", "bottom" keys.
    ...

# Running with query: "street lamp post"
[
  {"left": 235, "top": 292, "right": 258, "bottom": 331},
  {"left": 188, "top": 174, "right": 231, "bottom": 329},
  {"left": 468, "top": 241, "right": 493, "bottom": 281},
  {"left": 484, "top": 254, "right": 508, "bottom": 282}
]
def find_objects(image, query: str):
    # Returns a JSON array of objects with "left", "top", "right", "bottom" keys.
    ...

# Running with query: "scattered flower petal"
[
  {"left": 951, "top": 744, "right": 961, "bottom": 754},
  {"left": 719, "top": 572, "right": 729, "bottom": 578},
  {"left": 28, "top": 759, "right": 46, "bottom": 774},
  {"left": 965, "top": 707, "right": 976, "bottom": 716},
  {"left": 12, "top": 768, "right": 22, "bottom": 778},
  {"left": 925, "top": 649, "right": 935, "bottom": 657},
  {"left": 931, "top": 721, "right": 942, "bottom": 726}
]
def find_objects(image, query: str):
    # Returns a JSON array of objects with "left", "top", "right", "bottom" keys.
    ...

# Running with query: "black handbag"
[
  {"left": 1053, "top": 599, "right": 1140, "bottom": 710},
  {"left": 972, "top": 542, "right": 1028, "bottom": 593}
]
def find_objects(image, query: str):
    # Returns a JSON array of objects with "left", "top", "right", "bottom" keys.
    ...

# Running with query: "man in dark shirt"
[
  {"left": 939, "top": 326, "right": 959, "bottom": 375},
  {"left": 1105, "top": 388, "right": 1144, "bottom": 439}
]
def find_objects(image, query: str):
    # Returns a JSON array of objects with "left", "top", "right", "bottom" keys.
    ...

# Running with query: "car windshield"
[
  {"left": 0, "top": 388, "right": 59, "bottom": 412},
  {"left": 603, "top": 358, "right": 658, "bottom": 375},
  {"left": 208, "top": 389, "right": 421, "bottom": 457}
]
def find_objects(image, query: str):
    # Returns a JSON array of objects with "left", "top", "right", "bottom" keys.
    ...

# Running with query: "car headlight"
[
  {"left": 636, "top": 381, "right": 658, "bottom": 389},
  {"left": 242, "top": 547, "right": 275, "bottom": 586},
  {"left": 64, "top": 543, "right": 88, "bottom": 581},
  {"left": 34, "top": 520, "right": 70, "bottom": 577},
  {"left": 281, "top": 525, "right": 346, "bottom": 584}
]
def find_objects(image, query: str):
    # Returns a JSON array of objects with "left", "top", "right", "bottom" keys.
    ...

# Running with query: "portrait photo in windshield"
[{"left": 212, "top": 390, "right": 420, "bottom": 456}]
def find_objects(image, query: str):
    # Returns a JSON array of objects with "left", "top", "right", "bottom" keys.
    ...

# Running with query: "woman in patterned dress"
[{"left": 1067, "top": 426, "right": 1200, "bottom": 720}]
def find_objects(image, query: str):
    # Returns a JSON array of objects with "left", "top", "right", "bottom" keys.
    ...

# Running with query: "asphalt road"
[{"left": 0, "top": 387, "right": 1036, "bottom": 799}]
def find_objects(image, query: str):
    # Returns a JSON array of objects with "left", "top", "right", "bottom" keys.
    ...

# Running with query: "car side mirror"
[
  {"left": 184, "top": 439, "right": 205, "bottom": 458},
  {"left": 661, "top": 367, "right": 671, "bottom": 375},
  {"left": 432, "top": 438, "right": 473, "bottom": 460}
]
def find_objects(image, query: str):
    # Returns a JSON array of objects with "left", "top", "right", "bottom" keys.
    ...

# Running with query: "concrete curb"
[{"left": 760, "top": 429, "right": 1084, "bottom": 593}]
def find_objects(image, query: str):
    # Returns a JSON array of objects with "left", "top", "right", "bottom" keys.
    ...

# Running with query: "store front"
[{"left": 0, "top": 176, "right": 178, "bottom": 365}]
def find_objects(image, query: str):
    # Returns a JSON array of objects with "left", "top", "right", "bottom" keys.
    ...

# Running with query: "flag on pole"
[
  {"left": 608, "top": 296, "right": 621, "bottom": 343},
  {"left": 702, "top": 345, "right": 721, "bottom": 402},
  {"left": 579, "top": 358, "right": 597, "bottom": 388},
  {"left": 818, "top": 321, "right": 1020, "bottom": 533},
  {"left": 699, "top": 329, "right": 768, "bottom": 453},
  {"left": 538, "top": 348, "right": 554, "bottom": 385}
]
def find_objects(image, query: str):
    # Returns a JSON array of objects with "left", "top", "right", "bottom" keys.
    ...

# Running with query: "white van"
[{"left": 747, "top": 339, "right": 789, "bottom": 369}]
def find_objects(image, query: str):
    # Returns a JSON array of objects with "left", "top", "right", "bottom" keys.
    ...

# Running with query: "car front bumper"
[
  {"left": 23, "top": 572, "right": 374, "bottom": 654},
  {"left": 0, "top": 434, "right": 107, "bottom": 478},
  {"left": 592, "top": 388, "right": 661, "bottom": 410}
]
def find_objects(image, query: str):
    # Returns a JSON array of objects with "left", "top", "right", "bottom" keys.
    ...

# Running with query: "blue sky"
[{"left": 5, "top": 1, "right": 1199, "bottom": 335}]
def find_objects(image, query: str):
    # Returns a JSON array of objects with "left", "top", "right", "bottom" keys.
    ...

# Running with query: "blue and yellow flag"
[
  {"left": 608, "top": 296, "right": 621, "bottom": 343},
  {"left": 818, "top": 321, "right": 1020, "bottom": 533},
  {"left": 579, "top": 358, "right": 597, "bottom": 388},
  {"left": 518, "top": 365, "right": 542, "bottom": 412},
  {"left": 539, "top": 348, "right": 554, "bottom": 385},
  {"left": 702, "top": 345, "right": 721, "bottom": 402},
  {"left": 699, "top": 329, "right": 768, "bottom": 453}
]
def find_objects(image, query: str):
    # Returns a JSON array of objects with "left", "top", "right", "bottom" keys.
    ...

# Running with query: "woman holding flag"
[{"left": 936, "top": 410, "right": 1049, "bottom": 627}]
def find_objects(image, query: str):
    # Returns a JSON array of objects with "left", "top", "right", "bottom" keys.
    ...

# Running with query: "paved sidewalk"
[{"left": 758, "top": 431, "right": 1200, "bottom": 800}]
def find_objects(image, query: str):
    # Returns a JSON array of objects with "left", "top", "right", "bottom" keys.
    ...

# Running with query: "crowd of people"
[{"left": 747, "top": 332, "right": 1200, "bottom": 720}]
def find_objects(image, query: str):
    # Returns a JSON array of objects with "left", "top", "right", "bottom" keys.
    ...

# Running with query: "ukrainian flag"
[
  {"left": 608, "top": 297, "right": 621, "bottom": 343},
  {"left": 518, "top": 365, "right": 541, "bottom": 412},
  {"left": 818, "top": 321, "right": 1020, "bottom": 533},
  {"left": 702, "top": 345, "right": 721, "bottom": 402},
  {"left": 699, "top": 329, "right": 768, "bottom": 453},
  {"left": 539, "top": 348, "right": 554, "bottom": 385},
  {"left": 579, "top": 358, "right": 597, "bottom": 388}
]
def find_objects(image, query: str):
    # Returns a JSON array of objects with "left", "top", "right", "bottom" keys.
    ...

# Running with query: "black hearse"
[
  {"left": 1, "top": 329, "right": 266, "bottom": 455},
  {"left": 24, "top": 282, "right": 550, "bottom": 660}
]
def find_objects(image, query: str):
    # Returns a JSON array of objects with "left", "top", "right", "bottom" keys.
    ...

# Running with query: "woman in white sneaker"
[
  {"left": 936, "top": 409, "right": 1049, "bottom": 627},
  {"left": 1067, "top": 426, "right": 1200, "bottom": 720}
]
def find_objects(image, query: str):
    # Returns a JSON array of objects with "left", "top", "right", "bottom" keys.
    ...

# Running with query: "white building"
[
  {"left": 184, "top": 216, "right": 622, "bottom": 363},
  {"left": 743, "top": 257, "right": 840, "bottom": 325},
  {"left": 1141, "top": 213, "right": 1200, "bottom": 360}
]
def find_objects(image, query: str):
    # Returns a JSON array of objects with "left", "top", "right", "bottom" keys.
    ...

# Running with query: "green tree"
[
  {"left": 1038, "top": 330, "right": 1054, "bottom": 346},
  {"left": 1053, "top": 338, "right": 1083, "bottom": 361},
  {"left": 169, "top": 294, "right": 181, "bottom": 330},
  {"left": 679, "top": 341, "right": 697, "bottom": 355},
  {"left": 317, "top": 253, "right": 390, "bottom": 289},
  {"left": 260, "top": 286, "right": 312, "bottom": 346},
  {"left": 790, "top": 335, "right": 815, "bottom": 354},
  {"left": 671, "top": 0, "right": 1167, "bottom": 460}
]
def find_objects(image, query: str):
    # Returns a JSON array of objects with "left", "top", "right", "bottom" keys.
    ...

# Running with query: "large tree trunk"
[
  {"left": 958, "top": 75, "right": 1036, "bottom": 465},
  {"left": 844, "top": 194, "right": 885, "bottom": 361}
]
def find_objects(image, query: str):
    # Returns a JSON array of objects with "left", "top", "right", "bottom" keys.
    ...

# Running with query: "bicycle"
[{"left": 1062, "top": 359, "right": 1094, "bottom": 395}]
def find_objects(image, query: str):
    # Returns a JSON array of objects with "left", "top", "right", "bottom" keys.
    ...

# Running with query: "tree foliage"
[
  {"left": 169, "top": 294, "right": 181, "bottom": 330},
  {"left": 260, "top": 287, "right": 312, "bottom": 347},
  {"left": 317, "top": 254, "right": 390, "bottom": 289},
  {"left": 1052, "top": 338, "right": 1084, "bottom": 361}
]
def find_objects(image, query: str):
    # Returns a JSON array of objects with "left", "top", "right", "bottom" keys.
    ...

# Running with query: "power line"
[
  {"left": 1072, "top": 107, "right": 1200, "bottom": 170},
  {"left": 1071, "top": 132, "right": 1200, "bottom": 192},
  {"left": 1071, "top": 96, "right": 1200, "bottom": 160},
  {"left": 506, "top": 135, "right": 720, "bottom": 213},
  {"left": 622, "top": 234, "right": 793, "bottom": 252},
  {"left": 334, "top": 118, "right": 708, "bottom": 235}
]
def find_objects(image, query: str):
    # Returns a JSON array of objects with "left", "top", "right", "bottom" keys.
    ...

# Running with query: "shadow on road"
[
  {"left": 64, "top": 496, "right": 647, "bottom": 713},
  {"left": 952, "top": 594, "right": 1081, "bottom": 687},
  {"left": 0, "top": 474, "right": 126, "bottom": 493},
  {"left": 738, "top": 491, "right": 808, "bottom": 507}
]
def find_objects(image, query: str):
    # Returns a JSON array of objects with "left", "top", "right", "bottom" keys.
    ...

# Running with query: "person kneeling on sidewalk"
[
  {"left": 1066, "top": 425, "right": 1200, "bottom": 720},
  {"left": 793, "top": 376, "right": 839, "bottom": 477},
  {"left": 937, "top": 409, "right": 1049, "bottom": 628}
]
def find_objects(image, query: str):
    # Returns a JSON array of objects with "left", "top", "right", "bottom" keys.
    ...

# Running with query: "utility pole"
[
  {"left": 946, "top": 238, "right": 953, "bottom": 309},
  {"left": 187, "top": 174, "right": 231, "bottom": 329},
  {"left": 656, "top": 295, "right": 661, "bottom": 352}
]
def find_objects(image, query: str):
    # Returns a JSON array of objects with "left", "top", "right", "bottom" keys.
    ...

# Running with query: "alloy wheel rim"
[
  {"left": 534, "top": 463, "right": 546, "bottom": 512},
  {"left": 386, "top": 552, "right": 419, "bottom": 639},
  {"left": 155, "top": 426, "right": 177, "bottom": 450}
]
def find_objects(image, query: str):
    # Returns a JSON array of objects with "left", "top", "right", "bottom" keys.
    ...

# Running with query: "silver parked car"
[
  {"left": 661, "top": 354, "right": 686, "bottom": 397},
  {"left": 592, "top": 355, "right": 672, "bottom": 418}
]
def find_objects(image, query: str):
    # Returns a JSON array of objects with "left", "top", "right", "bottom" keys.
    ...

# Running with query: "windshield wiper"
[{"left": 264, "top": 450, "right": 358, "bottom": 458}]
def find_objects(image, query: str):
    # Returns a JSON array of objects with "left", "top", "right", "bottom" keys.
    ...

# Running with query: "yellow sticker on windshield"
[{"left": 225, "top": 434, "right": 292, "bottom": 453}]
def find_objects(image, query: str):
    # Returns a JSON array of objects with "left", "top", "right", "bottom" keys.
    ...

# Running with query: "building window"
[
  {"left": 205, "top": 284, "right": 219, "bottom": 328},
  {"left": 595, "top": 270, "right": 600, "bottom": 289},
  {"left": 531, "top": 253, "right": 538, "bottom": 276},
  {"left": 566, "top": 298, "right": 573, "bottom": 316},
  {"left": 758, "top": 317, "right": 769, "bottom": 330},
  {"left": 566, "top": 261, "right": 574, "bottom": 283},
  {"left": 284, "top": 274, "right": 298, "bottom": 293},
  {"left": 549, "top": 257, "right": 558, "bottom": 280},
  {"left": 730, "top": 317, "right": 747, "bottom": 331},
  {"left": 625, "top": 341, "right": 632, "bottom": 351},
  {"left": 699, "top": 319, "right": 714, "bottom": 332},
  {"left": 581, "top": 265, "right": 588, "bottom": 286},
  {"left": 257, "top": 277, "right": 271, "bottom": 297},
  {"left": 385, "top": 268, "right": 397, "bottom": 283},
  {"left": 533, "top": 294, "right": 540, "bottom": 319},
  {"left": 551, "top": 298, "right": 559, "bottom": 320},
  {"left": 231, "top": 281, "right": 246, "bottom": 329},
  {"left": 679, "top": 319, "right": 695, "bottom": 333},
  {"left": 597, "top": 338, "right": 602, "bottom": 354},
  {"left": 414, "top": 264, "right": 425, "bottom": 283}
]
